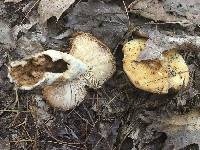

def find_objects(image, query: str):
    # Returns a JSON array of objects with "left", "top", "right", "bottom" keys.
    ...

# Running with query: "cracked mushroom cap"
[
  {"left": 8, "top": 50, "right": 87, "bottom": 90},
  {"left": 69, "top": 32, "right": 116, "bottom": 88},
  {"left": 123, "top": 39, "right": 189, "bottom": 94}
]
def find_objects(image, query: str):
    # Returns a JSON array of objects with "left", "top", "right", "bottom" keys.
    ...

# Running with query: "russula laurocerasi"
[
  {"left": 8, "top": 32, "right": 116, "bottom": 110},
  {"left": 122, "top": 39, "right": 189, "bottom": 94}
]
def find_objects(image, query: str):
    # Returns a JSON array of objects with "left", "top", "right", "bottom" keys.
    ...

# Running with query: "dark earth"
[{"left": 0, "top": 0, "right": 200, "bottom": 149}]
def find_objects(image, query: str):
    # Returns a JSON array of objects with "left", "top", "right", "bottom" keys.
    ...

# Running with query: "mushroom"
[
  {"left": 122, "top": 39, "right": 189, "bottom": 94},
  {"left": 43, "top": 32, "right": 116, "bottom": 110},
  {"left": 8, "top": 50, "right": 87, "bottom": 90},
  {"left": 8, "top": 32, "right": 116, "bottom": 110}
]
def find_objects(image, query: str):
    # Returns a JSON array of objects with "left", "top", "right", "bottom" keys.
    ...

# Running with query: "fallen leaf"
[
  {"left": 150, "top": 110, "right": 200, "bottom": 149},
  {"left": 129, "top": 0, "right": 182, "bottom": 22},
  {"left": 129, "top": 0, "right": 200, "bottom": 26},
  {"left": 16, "top": 36, "right": 44, "bottom": 58},
  {"left": 30, "top": 95, "right": 55, "bottom": 126},
  {"left": 38, "top": 0, "right": 75, "bottom": 23},
  {"left": 0, "top": 20, "right": 15, "bottom": 48},
  {"left": 138, "top": 31, "right": 200, "bottom": 60},
  {"left": 4, "top": 0, "right": 22, "bottom": 3},
  {"left": 12, "top": 21, "right": 38, "bottom": 40},
  {"left": 65, "top": 0, "right": 128, "bottom": 49}
]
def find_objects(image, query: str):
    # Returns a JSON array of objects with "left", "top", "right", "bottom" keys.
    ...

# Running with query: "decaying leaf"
[
  {"left": 65, "top": 0, "right": 128, "bottom": 49},
  {"left": 38, "top": 0, "right": 75, "bottom": 23},
  {"left": 12, "top": 20, "right": 38, "bottom": 40},
  {"left": 0, "top": 20, "right": 15, "bottom": 48},
  {"left": 123, "top": 39, "right": 189, "bottom": 94},
  {"left": 129, "top": 0, "right": 200, "bottom": 26},
  {"left": 16, "top": 36, "right": 44, "bottom": 58},
  {"left": 30, "top": 95, "right": 54, "bottom": 126},
  {"left": 4, "top": 0, "right": 22, "bottom": 3},
  {"left": 150, "top": 110, "right": 200, "bottom": 149},
  {"left": 138, "top": 31, "right": 200, "bottom": 60},
  {"left": 129, "top": 0, "right": 184, "bottom": 22}
]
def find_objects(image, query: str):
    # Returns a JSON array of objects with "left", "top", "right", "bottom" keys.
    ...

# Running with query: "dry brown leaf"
[
  {"left": 38, "top": 0, "right": 75, "bottom": 23},
  {"left": 129, "top": 0, "right": 180, "bottom": 22},
  {"left": 4, "top": 0, "right": 22, "bottom": 3}
]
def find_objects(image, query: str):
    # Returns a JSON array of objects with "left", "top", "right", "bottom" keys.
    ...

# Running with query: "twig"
[
  {"left": 83, "top": 104, "right": 95, "bottom": 125},
  {"left": 74, "top": 110, "right": 93, "bottom": 126},
  {"left": 92, "top": 137, "right": 103, "bottom": 150}
]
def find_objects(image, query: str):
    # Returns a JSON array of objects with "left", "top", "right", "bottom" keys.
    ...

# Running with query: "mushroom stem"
[{"left": 62, "top": 53, "right": 87, "bottom": 80}]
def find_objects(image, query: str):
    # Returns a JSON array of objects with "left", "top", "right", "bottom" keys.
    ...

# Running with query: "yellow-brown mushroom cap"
[{"left": 123, "top": 39, "right": 189, "bottom": 94}]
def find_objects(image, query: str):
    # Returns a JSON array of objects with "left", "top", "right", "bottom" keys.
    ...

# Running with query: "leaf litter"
[
  {"left": 129, "top": 0, "right": 200, "bottom": 27},
  {"left": 65, "top": 0, "right": 128, "bottom": 49}
]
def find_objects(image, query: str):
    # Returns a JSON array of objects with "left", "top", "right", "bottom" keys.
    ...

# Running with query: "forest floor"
[{"left": 0, "top": 0, "right": 200, "bottom": 149}]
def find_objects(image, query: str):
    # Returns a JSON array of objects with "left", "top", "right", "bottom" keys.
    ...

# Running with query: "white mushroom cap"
[
  {"left": 123, "top": 39, "right": 189, "bottom": 94},
  {"left": 69, "top": 32, "right": 116, "bottom": 88},
  {"left": 43, "top": 77, "right": 87, "bottom": 110}
]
